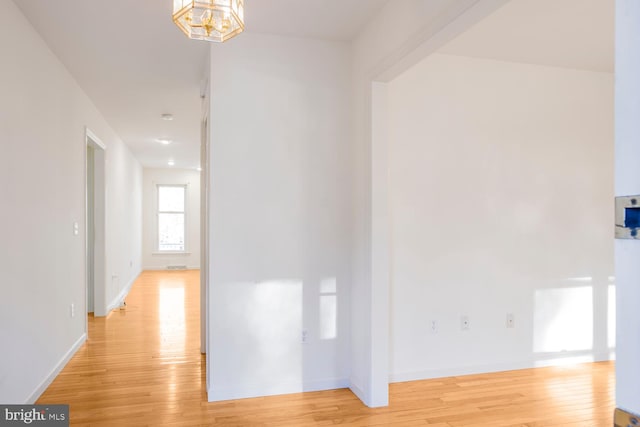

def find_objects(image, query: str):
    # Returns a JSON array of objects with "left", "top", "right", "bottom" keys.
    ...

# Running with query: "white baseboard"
[
  {"left": 349, "top": 380, "right": 368, "bottom": 406},
  {"left": 142, "top": 266, "right": 200, "bottom": 271},
  {"left": 389, "top": 352, "right": 615, "bottom": 383},
  {"left": 208, "top": 378, "right": 349, "bottom": 402},
  {"left": 27, "top": 333, "right": 86, "bottom": 404},
  {"left": 106, "top": 270, "right": 140, "bottom": 312},
  {"left": 390, "top": 361, "right": 531, "bottom": 383}
]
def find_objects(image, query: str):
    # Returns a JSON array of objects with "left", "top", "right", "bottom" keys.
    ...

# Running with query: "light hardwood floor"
[{"left": 38, "top": 270, "right": 615, "bottom": 426}]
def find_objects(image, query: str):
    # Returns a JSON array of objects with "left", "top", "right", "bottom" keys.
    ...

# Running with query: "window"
[{"left": 157, "top": 185, "right": 186, "bottom": 251}]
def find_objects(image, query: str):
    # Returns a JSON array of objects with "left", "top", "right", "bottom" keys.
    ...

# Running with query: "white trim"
[
  {"left": 106, "top": 270, "right": 140, "bottom": 312},
  {"left": 389, "top": 353, "right": 615, "bottom": 384},
  {"left": 201, "top": 88, "right": 210, "bottom": 363},
  {"left": 390, "top": 362, "right": 532, "bottom": 384},
  {"left": 142, "top": 266, "right": 200, "bottom": 271},
  {"left": 85, "top": 126, "right": 106, "bottom": 150},
  {"left": 349, "top": 380, "right": 368, "bottom": 406},
  {"left": 207, "top": 378, "right": 349, "bottom": 402},
  {"left": 85, "top": 127, "right": 107, "bottom": 317},
  {"left": 27, "top": 333, "right": 87, "bottom": 404}
]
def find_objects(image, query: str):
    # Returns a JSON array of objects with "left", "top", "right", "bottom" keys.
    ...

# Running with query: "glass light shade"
[{"left": 173, "top": 0, "right": 244, "bottom": 43}]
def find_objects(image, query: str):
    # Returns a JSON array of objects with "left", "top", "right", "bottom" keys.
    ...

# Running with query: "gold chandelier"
[{"left": 173, "top": 0, "right": 244, "bottom": 43}]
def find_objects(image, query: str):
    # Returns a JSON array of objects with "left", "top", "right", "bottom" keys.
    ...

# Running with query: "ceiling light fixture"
[
  {"left": 168, "top": 160, "right": 175, "bottom": 166},
  {"left": 173, "top": 0, "right": 244, "bottom": 43},
  {"left": 156, "top": 138, "right": 172, "bottom": 145},
  {"left": 161, "top": 114, "right": 174, "bottom": 121}
]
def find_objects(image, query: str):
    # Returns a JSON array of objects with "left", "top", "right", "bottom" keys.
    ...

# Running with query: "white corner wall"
[
  {"left": 350, "top": 0, "right": 509, "bottom": 407},
  {"left": 0, "top": 0, "right": 142, "bottom": 403},
  {"left": 142, "top": 168, "right": 200, "bottom": 270},
  {"left": 206, "top": 33, "right": 352, "bottom": 401},
  {"left": 615, "top": 0, "right": 640, "bottom": 415},
  {"left": 388, "top": 54, "right": 614, "bottom": 381}
]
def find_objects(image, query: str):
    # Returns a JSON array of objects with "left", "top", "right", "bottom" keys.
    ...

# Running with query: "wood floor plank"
[{"left": 37, "top": 270, "right": 615, "bottom": 426}]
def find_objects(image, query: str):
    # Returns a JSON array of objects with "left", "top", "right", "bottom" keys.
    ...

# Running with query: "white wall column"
[
  {"left": 370, "top": 82, "right": 390, "bottom": 407},
  {"left": 615, "top": 0, "right": 640, "bottom": 415}
]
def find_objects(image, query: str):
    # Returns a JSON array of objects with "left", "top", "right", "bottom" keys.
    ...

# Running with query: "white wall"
[
  {"left": 387, "top": 53, "right": 614, "bottom": 381},
  {"left": 104, "top": 135, "right": 143, "bottom": 314},
  {"left": 142, "top": 168, "right": 200, "bottom": 270},
  {"left": 615, "top": 0, "right": 640, "bottom": 415},
  {"left": 0, "top": 0, "right": 142, "bottom": 403},
  {"left": 207, "top": 33, "right": 352, "bottom": 401}
]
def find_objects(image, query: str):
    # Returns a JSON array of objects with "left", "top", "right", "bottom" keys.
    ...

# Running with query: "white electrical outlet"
[
  {"left": 431, "top": 320, "right": 438, "bottom": 334},
  {"left": 506, "top": 313, "right": 515, "bottom": 328},
  {"left": 73, "top": 222, "right": 79, "bottom": 236},
  {"left": 301, "top": 329, "right": 309, "bottom": 344},
  {"left": 461, "top": 315, "right": 470, "bottom": 331},
  {"left": 70, "top": 303, "right": 75, "bottom": 318}
]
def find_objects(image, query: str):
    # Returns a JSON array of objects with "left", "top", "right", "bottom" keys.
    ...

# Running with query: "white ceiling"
[
  {"left": 439, "top": 0, "right": 614, "bottom": 73},
  {"left": 246, "top": 0, "right": 388, "bottom": 41},
  {"left": 14, "top": 0, "right": 613, "bottom": 169},
  {"left": 14, "top": 0, "right": 388, "bottom": 169}
]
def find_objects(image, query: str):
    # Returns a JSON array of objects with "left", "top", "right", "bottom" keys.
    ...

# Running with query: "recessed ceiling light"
[
  {"left": 168, "top": 160, "right": 175, "bottom": 166},
  {"left": 161, "top": 114, "right": 174, "bottom": 121},
  {"left": 156, "top": 138, "right": 172, "bottom": 145}
]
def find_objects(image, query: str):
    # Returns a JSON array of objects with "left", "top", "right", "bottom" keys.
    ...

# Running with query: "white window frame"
[{"left": 156, "top": 184, "right": 188, "bottom": 253}]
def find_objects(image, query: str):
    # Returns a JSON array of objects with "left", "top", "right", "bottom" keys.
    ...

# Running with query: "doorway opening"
[{"left": 86, "top": 128, "right": 106, "bottom": 318}]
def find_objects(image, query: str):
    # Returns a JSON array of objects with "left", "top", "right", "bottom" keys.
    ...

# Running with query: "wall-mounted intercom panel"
[{"left": 615, "top": 195, "right": 640, "bottom": 239}]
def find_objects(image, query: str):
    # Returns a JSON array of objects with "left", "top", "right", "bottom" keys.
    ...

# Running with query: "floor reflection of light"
[
  {"left": 543, "top": 368, "right": 594, "bottom": 424},
  {"left": 320, "top": 278, "right": 337, "bottom": 340},
  {"left": 247, "top": 280, "right": 303, "bottom": 389},
  {"left": 159, "top": 286, "right": 186, "bottom": 356},
  {"left": 168, "top": 364, "right": 177, "bottom": 403},
  {"left": 533, "top": 286, "right": 593, "bottom": 353}
]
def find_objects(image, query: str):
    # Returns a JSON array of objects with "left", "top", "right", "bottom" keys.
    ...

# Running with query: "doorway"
[
  {"left": 200, "top": 113, "right": 209, "bottom": 357},
  {"left": 86, "top": 128, "right": 106, "bottom": 318}
]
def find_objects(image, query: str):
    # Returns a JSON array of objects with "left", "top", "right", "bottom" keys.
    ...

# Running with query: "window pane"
[
  {"left": 159, "top": 213, "right": 185, "bottom": 251},
  {"left": 159, "top": 186, "right": 185, "bottom": 212}
]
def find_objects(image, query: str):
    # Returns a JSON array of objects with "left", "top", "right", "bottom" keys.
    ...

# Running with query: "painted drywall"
[
  {"left": 142, "top": 168, "right": 200, "bottom": 270},
  {"left": 103, "top": 132, "right": 143, "bottom": 315},
  {"left": 387, "top": 53, "right": 614, "bottom": 381},
  {"left": 0, "top": 0, "right": 142, "bottom": 403},
  {"left": 350, "top": 0, "right": 509, "bottom": 406},
  {"left": 207, "top": 33, "right": 352, "bottom": 401},
  {"left": 615, "top": 0, "right": 640, "bottom": 414}
]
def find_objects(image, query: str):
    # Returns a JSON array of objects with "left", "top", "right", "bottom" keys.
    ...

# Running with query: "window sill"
[{"left": 152, "top": 251, "right": 192, "bottom": 256}]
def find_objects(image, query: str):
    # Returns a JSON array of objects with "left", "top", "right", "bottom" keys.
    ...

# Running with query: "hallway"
[
  {"left": 38, "top": 270, "right": 615, "bottom": 426},
  {"left": 38, "top": 270, "right": 205, "bottom": 425}
]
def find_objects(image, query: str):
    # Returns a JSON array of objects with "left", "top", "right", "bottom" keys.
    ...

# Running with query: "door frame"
[
  {"left": 200, "top": 82, "right": 210, "bottom": 359},
  {"left": 85, "top": 127, "right": 107, "bottom": 322}
]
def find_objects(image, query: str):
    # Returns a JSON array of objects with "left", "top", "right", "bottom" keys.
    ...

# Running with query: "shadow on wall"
[
  {"left": 211, "top": 276, "right": 343, "bottom": 399},
  {"left": 533, "top": 276, "right": 616, "bottom": 366}
]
